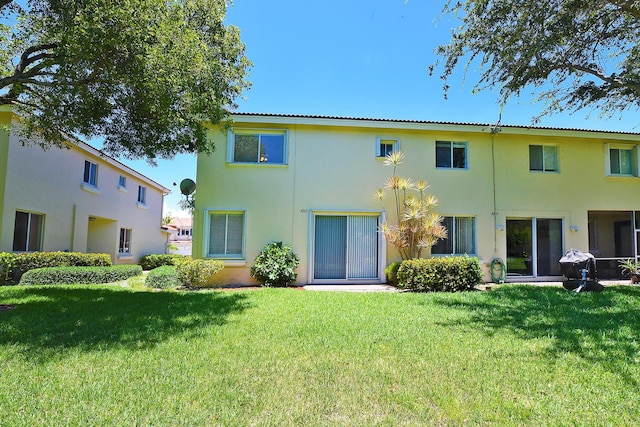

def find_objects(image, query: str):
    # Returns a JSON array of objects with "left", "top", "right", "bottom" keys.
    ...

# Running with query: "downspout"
[{"left": 489, "top": 114, "right": 501, "bottom": 255}]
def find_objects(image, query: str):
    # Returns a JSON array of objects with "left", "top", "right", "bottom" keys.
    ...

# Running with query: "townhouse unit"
[
  {"left": 0, "top": 107, "right": 171, "bottom": 263},
  {"left": 193, "top": 113, "right": 640, "bottom": 285}
]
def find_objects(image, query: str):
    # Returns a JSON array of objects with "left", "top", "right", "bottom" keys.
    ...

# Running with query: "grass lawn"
[{"left": 1, "top": 284, "right": 639, "bottom": 426}]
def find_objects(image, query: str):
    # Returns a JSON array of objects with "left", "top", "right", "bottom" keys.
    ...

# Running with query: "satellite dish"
[{"left": 179, "top": 178, "right": 196, "bottom": 196}]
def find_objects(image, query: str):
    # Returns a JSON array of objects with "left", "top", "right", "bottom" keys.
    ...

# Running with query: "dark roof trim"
[{"left": 231, "top": 112, "right": 640, "bottom": 136}]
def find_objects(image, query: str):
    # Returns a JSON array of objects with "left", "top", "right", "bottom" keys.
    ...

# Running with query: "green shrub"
[
  {"left": 250, "top": 241, "right": 300, "bottom": 287},
  {"left": 19, "top": 265, "right": 143, "bottom": 286},
  {"left": 0, "top": 251, "right": 112, "bottom": 285},
  {"left": 145, "top": 265, "right": 179, "bottom": 289},
  {"left": 174, "top": 257, "right": 224, "bottom": 288},
  {"left": 384, "top": 262, "right": 402, "bottom": 286},
  {"left": 397, "top": 256, "right": 483, "bottom": 292},
  {"left": 139, "top": 254, "right": 183, "bottom": 270}
]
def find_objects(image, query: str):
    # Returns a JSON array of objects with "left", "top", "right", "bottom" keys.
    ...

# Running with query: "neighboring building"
[
  {"left": 170, "top": 217, "right": 193, "bottom": 241},
  {"left": 193, "top": 113, "right": 640, "bottom": 285},
  {"left": 0, "top": 106, "right": 171, "bottom": 263},
  {"left": 166, "top": 217, "right": 193, "bottom": 255}
]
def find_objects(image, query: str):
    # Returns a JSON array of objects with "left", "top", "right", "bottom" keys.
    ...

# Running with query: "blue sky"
[{"left": 122, "top": 0, "right": 640, "bottom": 216}]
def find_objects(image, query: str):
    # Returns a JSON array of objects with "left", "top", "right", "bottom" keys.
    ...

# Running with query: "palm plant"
[
  {"left": 619, "top": 258, "right": 640, "bottom": 283},
  {"left": 375, "top": 151, "right": 447, "bottom": 260}
]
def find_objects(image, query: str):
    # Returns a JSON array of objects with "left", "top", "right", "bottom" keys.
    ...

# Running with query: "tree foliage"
[
  {"left": 432, "top": 0, "right": 640, "bottom": 118},
  {"left": 0, "top": 0, "right": 250, "bottom": 159},
  {"left": 375, "top": 151, "right": 447, "bottom": 260}
]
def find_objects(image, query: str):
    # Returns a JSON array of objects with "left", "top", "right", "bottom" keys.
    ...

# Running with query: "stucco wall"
[
  {"left": 0, "top": 120, "right": 168, "bottom": 263},
  {"left": 195, "top": 116, "right": 640, "bottom": 284}
]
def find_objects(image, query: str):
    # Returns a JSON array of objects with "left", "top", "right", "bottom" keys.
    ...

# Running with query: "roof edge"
[{"left": 230, "top": 112, "right": 640, "bottom": 138}]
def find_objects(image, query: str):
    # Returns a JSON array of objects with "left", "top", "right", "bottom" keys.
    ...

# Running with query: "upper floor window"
[
  {"left": 13, "top": 211, "right": 44, "bottom": 252},
  {"left": 228, "top": 130, "right": 288, "bottom": 165},
  {"left": 608, "top": 146, "right": 634, "bottom": 176},
  {"left": 431, "top": 216, "right": 476, "bottom": 255},
  {"left": 137, "top": 186, "right": 146, "bottom": 204},
  {"left": 119, "top": 175, "right": 127, "bottom": 188},
  {"left": 376, "top": 138, "right": 399, "bottom": 157},
  {"left": 529, "top": 145, "right": 559, "bottom": 172},
  {"left": 436, "top": 141, "right": 467, "bottom": 169},
  {"left": 83, "top": 160, "right": 98, "bottom": 186},
  {"left": 208, "top": 211, "right": 245, "bottom": 258}
]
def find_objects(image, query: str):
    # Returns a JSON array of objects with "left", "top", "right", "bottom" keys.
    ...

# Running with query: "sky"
[{"left": 120, "top": 0, "right": 640, "bottom": 217}]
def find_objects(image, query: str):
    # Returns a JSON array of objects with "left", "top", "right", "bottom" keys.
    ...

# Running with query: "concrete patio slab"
[{"left": 303, "top": 284, "right": 401, "bottom": 292}]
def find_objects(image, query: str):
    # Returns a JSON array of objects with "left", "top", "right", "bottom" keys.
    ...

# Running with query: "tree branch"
[
  {"left": 15, "top": 43, "right": 58, "bottom": 74},
  {"left": 567, "top": 62, "right": 640, "bottom": 95},
  {"left": 606, "top": 0, "right": 640, "bottom": 19}
]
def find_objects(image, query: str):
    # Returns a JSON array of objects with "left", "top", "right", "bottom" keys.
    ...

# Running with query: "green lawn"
[{"left": 1, "top": 284, "right": 639, "bottom": 426}]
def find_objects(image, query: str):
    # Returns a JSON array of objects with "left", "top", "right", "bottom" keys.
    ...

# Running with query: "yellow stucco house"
[
  {"left": 0, "top": 106, "right": 171, "bottom": 263},
  {"left": 194, "top": 113, "right": 640, "bottom": 285}
]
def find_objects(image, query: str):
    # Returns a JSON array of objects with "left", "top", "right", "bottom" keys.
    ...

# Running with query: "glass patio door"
[
  {"left": 507, "top": 218, "right": 563, "bottom": 277},
  {"left": 313, "top": 214, "right": 379, "bottom": 281}
]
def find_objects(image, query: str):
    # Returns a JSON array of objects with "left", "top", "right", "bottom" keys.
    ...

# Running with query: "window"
[
  {"left": 431, "top": 216, "right": 476, "bottom": 255},
  {"left": 13, "top": 211, "right": 44, "bottom": 252},
  {"left": 137, "top": 186, "right": 146, "bottom": 204},
  {"left": 529, "top": 145, "right": 558, "bottom": 172},
  {"left": 436, "top": 141, "right": 467, "bottom": 169},
  {"left": 376, "top": 138, "right": 399, "bottom": 157},
  {"left": 208, "top": 211, "right": 245, "bottom": 258},
  {"left": 119, "top": 176, "right": 126, "bottom": 188},
  {"left": 119, "top": 228, "right": 132, "bottom": 254},
  {"left": 83, "top": 160, "right": 98, "bottom": 186},
  {"left": 228, "top": 130, "right": 287, "bottom": 164},
  {"left": 609, "top": 146, "right": 634, "bottom": 175}
]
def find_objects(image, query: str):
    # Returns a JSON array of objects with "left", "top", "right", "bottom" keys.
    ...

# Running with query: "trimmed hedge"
[
  {"left": 1, "top": 251, "right": 112, "bottom": 285},
  {"left": 19, "top": 265, "right": 143, "bottom": 286},
  {"left": 397, "top": 256, "right": 483, "bottom": 292},
  {"left": 139, "top": 254, "right": 184, "bottom": 270},
  {"left": 145, "top": 265, "right": 179, "bottom": 289},
  {"left": 384, "top": 261, "right": 402, "bottom": 286},
  {"left": 174, "top": 257, "right": 224, "bottom": 288}
]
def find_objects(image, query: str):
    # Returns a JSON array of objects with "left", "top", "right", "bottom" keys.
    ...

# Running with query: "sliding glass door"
[
  {"left": 313, "top": 214, "right": 379, "bottom": 281},
  {"left": 506, "top": 218, "right": 563, "bottom": 277}
]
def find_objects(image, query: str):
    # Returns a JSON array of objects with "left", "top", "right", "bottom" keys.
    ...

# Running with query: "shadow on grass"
[
  {"left": 0, "top": 286, "right": 250, "bottom": 362},
  {"left": 433, "top": 285, "right": 640, "bottom": 385}
]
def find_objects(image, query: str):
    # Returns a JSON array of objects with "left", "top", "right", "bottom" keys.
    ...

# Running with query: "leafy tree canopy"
[
  {"left": 0, "top": 0, "right": 250, "bottom": 159},
  {"left": 432, "top": 0, "right": 640, "bottom": 119}
]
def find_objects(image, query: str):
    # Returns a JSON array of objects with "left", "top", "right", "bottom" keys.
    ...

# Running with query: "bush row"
[
  {"left": 20, "top": 265, "right": 142, "bottom": 286},
  {"left": 396, "top": 256, "right": 483, "bottom": 292},
  {"left": 139, "top": 254, "right": 184, "bottom": 270},
  {"left": 1, "top": 251, "right": 112, "bottom": 285},
  {"left": 144, "top": 258, "right": 225, "bottom": 289}
]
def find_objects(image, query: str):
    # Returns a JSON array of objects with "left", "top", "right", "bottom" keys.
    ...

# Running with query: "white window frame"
[
  {"left": 204, "top": 210, "right": 246, "bottom": 259},
  {"left": 83, "top": 160, "right": 98, "bottom": 187},
  {"left": 436, "top": 141, "right": 468, "bottom": 169},
  {"left": 376, "top": 138, "right": 399, "bottom": 158},
  {"left": 12, "top": 210, "right": 44, "bottom": 252},
  {"left": 227, "top": 129, "right": 289, "bottom": 165},
  {"left": 431, "top": 215, "right": 477, "bottom": 256},
  {"left": 605, "top": 143, "right": 636, "bottom": 176},
  {"left": 119, "top": 228, "right": 132, "bottom": 255},
  {"left": 529, "top": 144, "right": 559, "bottom": 172}
]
